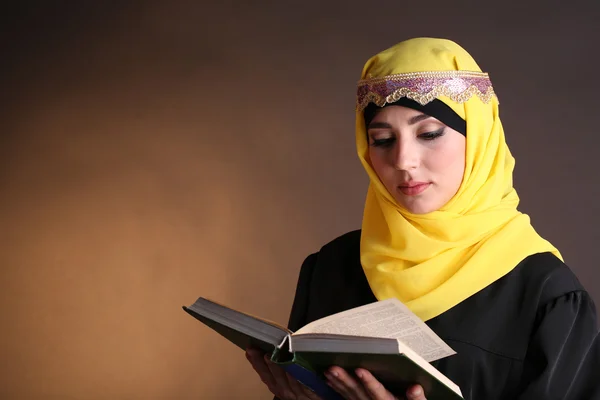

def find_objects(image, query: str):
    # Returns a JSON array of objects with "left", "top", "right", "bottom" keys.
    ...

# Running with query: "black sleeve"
[
  {"left": 286, "top": 253, "right": 317, "bottom": 331},
  {"left": 516, "top": 290, "right": 600, "bottom": 399},
  {"left": 273, "top": 253, "right": 318, "bottom": 400}
]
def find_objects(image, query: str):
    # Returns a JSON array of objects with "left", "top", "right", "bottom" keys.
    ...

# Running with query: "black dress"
[{"left": 285, "top": 230, "right": 600, "bottom": 400}]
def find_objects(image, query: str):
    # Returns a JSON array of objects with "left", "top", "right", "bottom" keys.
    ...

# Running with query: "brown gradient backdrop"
[{"left": 1, "top": 1, "right": 600, "bottom": 399}]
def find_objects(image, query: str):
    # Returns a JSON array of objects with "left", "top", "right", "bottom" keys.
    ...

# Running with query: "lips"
[{"left": 398, "top": 182, "right": 431, "bottom": 196}]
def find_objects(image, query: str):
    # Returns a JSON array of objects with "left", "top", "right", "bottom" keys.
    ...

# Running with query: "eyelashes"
[
  {"left": 369, "top": 128, "right": 446, "bottom": 148},
  {"left": 371, "top": 137, "right": 395, "bottom": 148},
  {"left": 419, "top": 128, "right": 445, "bottom": 141}
]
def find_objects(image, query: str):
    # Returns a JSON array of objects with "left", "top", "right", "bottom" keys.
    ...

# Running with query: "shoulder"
[
  {"left": 500, "top": 252, "right": 593, "bottom": 340},
  {"left": 516, "top": 252, "right": 586, "bottom": 307},
  {"left": 295, "top": 229, "right": 376, "bottom": 321},
  {"left": 319, "top": 229, "right": 361, "bottom": 253},
  {"left": 430, "top": 252, "right": 592, "bottom": 362},
  {"left": 496, "top": 252, "right": 589, "bottom": 321},
  {"left": 298, "top": 229, "right": 361, "bottom": 272},
  {"left": 287, "top": 233, "right": 361, "bottom": 329},
  {"left": 311, "top": 229, "right": 362, "bottom": 266},
  {"left": 297, "top": 229, "right": 363, "bottom": 281}
]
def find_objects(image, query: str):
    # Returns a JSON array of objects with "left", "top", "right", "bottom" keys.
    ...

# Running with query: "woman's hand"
[
  {"left": 324, "top": 366, "right": 426, "bottom": 400},
  {"left": 246, "top": 347, "right": 322, "bottom": 400},
  {"left": 246, "top": 347, "right": 426, "bottom": 400}
]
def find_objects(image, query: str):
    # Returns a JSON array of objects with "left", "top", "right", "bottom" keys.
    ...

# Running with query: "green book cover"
[
  {"left": 273, "top": 350, "right": 463, "bottom": 400},
  {"left": 183, "top": 297, "right": 464, "bottom": 400}
]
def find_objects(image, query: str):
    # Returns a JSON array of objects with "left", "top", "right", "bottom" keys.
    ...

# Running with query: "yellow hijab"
[{"left": 356, "top": 38, "right": 561, "bottom": 322}]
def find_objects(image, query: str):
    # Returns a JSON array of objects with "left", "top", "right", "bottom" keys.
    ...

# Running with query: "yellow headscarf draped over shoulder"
[{"left": 356, "top": 38, "right": 561, "bottom": 321}]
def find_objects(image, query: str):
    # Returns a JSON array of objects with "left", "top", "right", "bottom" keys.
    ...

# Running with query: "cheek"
[
  {"left": 368, "top": 148, "right": 383, "bottom": 173},
  {"left": 429, "top": 141, "right": 465, "bottom": 187},
  {"left": 368, "top": 149, "right": 399, "bottom": 195},
  {"left": 369, "top": 149, "right": 393, "bottom": 181}
]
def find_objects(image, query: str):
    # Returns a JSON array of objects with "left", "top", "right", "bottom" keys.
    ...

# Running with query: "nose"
[{"left": 392, "top": 138, "right": 419, "bottom": 171}]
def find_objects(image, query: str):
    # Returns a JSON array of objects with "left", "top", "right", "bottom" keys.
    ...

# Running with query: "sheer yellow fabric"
[{"left": 356, "top": 38, "right": 561, "bottom": 321}]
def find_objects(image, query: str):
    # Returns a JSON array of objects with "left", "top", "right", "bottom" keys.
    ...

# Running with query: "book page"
[
  {"left": 195, "top": 297, "right": 291, "bottom": 333},
  {"left": 294, "top": 299, "right": 455, "bottom": 362}
]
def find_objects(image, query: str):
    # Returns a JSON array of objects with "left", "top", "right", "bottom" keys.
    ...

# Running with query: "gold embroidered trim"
[{"left": 356, "top": 70, "right": 498, "bottom": 111}]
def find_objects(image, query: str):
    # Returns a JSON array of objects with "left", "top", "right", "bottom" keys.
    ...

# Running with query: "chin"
[
  {"left": 398, "top": 200, "right": 438, "bottom": 215},
  {"left": 406, "top": 206, "right": 435, "bottom": 215}
]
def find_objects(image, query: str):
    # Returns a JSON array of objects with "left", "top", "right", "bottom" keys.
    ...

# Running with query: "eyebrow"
[
  {"left": 367, "top": 113, "right": 431, "bottom": 129},
  {"left": 408, "top": 114, "right": 432, "bottom": 125}
]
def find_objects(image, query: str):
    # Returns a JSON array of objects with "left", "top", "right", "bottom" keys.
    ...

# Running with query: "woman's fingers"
[
  {"left": 248, "top": 351, "right": 420, "bottom": 400},
  {"left": 263, "top": 353, "right": 296, "bottom": 399},
  {"left": 405, "top": 384, "right": 426, "bottom": 400},
  {"left": 246, "top": 348, "right": 278, "bottom": 391},
  {"left": 354, "top": 368, "right": 398, "bottom": 400},
  {"left": 286, "top": 373, "right": 322, "bottom": 400},
  {"left": 326, "top": 366, "right": 422, "bottom": 400},
  {"left": 246, "top": 347, "right": 327, "bottom": 400},
  {"left": 325, "top": 366, "right": 370, "bottom": 400}
]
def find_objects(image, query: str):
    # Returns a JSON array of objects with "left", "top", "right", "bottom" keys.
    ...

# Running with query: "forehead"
[
  {"left": 368, "top": 105, "right": 436, "bottom": 127},
  {"left": 371, "top": 105, "right": 425, "bottom": 119}
]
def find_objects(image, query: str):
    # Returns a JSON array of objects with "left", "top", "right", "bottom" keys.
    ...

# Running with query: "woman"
[{"left": 246, "top": 38, "right": 600, "bottom": 400}]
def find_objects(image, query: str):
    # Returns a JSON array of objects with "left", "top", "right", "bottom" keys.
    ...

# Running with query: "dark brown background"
[{"left": 1, "top": 1, "right": 599, "bottom": 399}]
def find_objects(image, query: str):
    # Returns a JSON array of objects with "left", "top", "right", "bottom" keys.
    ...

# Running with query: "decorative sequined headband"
[{"left": 356, "top": 70, "right": 497, "bottom": 112}]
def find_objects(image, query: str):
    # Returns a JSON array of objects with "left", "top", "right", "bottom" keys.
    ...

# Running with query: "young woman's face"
[{"left": 367, "top": 106, "right": 466, "bottom": 214}]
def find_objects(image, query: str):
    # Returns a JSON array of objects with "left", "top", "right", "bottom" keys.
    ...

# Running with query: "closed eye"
[
  {"left": 419, "top": 128, "right": 445, "bottom": 141},
  {"left": 370, "top": 137, "right": 395, "bottom": 148}
]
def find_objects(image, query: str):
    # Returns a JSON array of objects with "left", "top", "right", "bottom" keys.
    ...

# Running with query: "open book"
[{"left": 183, "top": 297, "right": 463, "bottom": 400}]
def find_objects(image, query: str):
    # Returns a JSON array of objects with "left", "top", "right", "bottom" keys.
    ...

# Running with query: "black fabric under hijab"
[
  {"left": 364, "top": 98, "right": 467, "bottom": 136},
  {"left": 276, "top": 230, "right": 600, "bottom": 400}
]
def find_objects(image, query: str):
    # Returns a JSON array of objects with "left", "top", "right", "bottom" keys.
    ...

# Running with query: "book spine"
[
  {"left": 276, "top": 334, "right": 290, "bottom": 350},
  {"left": 280, "top": 363, "right": 343, "bottom": 400}
]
